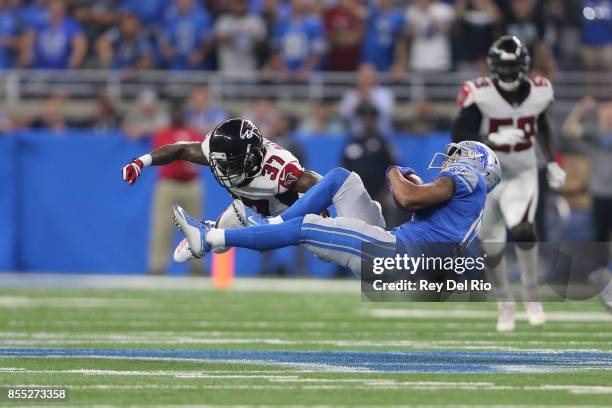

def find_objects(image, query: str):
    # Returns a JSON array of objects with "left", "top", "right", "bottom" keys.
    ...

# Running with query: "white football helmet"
[{"left": 428, "top": 140, "right": 502, "bottom": 193}]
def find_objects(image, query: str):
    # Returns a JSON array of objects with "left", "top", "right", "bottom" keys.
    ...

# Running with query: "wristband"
[{"left": 138, "top": 154, "right": 152, "bottom": 167}]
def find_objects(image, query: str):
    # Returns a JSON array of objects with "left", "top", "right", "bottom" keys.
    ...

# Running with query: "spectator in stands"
[
  {"left": 91, "top": 92, "right": 121, "bottom": 131},
  {"left": 158, "top": 0, "right": 212, "bottom": 70},
  {"left": 214, "top": 0, "right": 266, "bottom": 77},
  {"left": 341, "top": 102, "right": 396, "bottom": 199},
  {"left": 122, "top": 89, "right": 170, "bottom": 140},
  {"left": 361, "top": 0, "right": 406, "bottom": 76},
  {"left": 545, "top": 0, "right": 582, "bottom": 70},
  {"left": 338, "top": 101, "right": 397, "bottom": 276},
  {"left": 29, "top": 92, "right": 67, "bottom": 133},
  {"left": 264, "top": 0, "right": 326, "bottom": 81},
  {"left": 0, "top": 0, "right": 25, "bottom": 69},
  {"left": 184, "top": 86, "right": 227, "bottom": 135},
  {"left": 74, "top": 0, "right": 120, "bottom": 60},
  {"left": 257, "top": 0, "right": 292, "bottom": 66},
  {"left": 580, "top": 0, "right": 612, "bottom": 70},
  {"left": 241, "top": 97, "right": 279, "bottom": 137},
  {"left": 297, "top": 99, "right": 345, "bottom": 137},
  {"left": 404, "top": 99, "right": 452, "bottom": 134},
  {"left": 21, "top": 0, "right": 87, "bottom": 69},
  {"left": 96, "top": 11, "right": 152, "bottom": 73},
  {"left": 453, "top": 0, "right": 503, "bottom": 72},
  {"left": 121, "top": 0, "right": 169, "bottom": 27},
  {"left": 563, "top": 95, "right": 612, "bottom": 309},
  {"left": 323, "top": 0, "right": 365, "bottom": 71},
  {"left": 0, "top": 112, "right": 13, "bottom": 133},
  {"left": 404, "top": 0, "right": 454, "bottom": 72},
  {"left": 504, "top": 0, "right": 555, "bottom": 76},
  {"left": 17, "top": 0, "right": 49, "bottom": 30},
  {"left": 149, "top": 100, "right": 204, "bottom": 276},
  {"left": 339, "top": 63, "right": 394, "bottom": 136}
]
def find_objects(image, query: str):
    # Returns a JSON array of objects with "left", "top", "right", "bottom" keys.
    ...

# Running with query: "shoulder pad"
[
  {"left": 457, "top": 78, "right": 492, "bottom": 108},
  {"left": 528, "top": 75, "right": 554, "bottom": 102},
  {"left": 442, "top": 164, "right": 479, "bottom": 194}
]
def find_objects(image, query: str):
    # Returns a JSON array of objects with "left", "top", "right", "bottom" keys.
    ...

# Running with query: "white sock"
[
  {"left": 268, "top": 216, "right": 283, "bottom": 224},
  {"left": 206, "top": 228, "right": 225, "bottom": 248}
]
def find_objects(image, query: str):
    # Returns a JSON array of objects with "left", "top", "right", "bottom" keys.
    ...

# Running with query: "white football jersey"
[
  {"left": 458, "top": 76, "right": 554, "bottom": 176},
  {"left": 201, "top": 136, "right": 304, "bottom": 216}
]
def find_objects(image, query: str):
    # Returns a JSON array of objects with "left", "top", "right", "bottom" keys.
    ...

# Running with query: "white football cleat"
[
  {"left": 173, "top": 221, "right": 217, "bottom": 262},
  {"left": 172, "top": 205, "right": 211, "bottom": 258},
  {"left": 524, "top": 301, "right": 546, "bottom": 326},
  {"left": 496, "top": 302, "right": 516, "bottom": 332},
  {"left": 173, "top": 238, "right": 193, "bottom": 263}
]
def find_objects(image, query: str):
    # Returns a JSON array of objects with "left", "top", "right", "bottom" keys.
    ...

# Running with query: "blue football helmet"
[{"left": 428, "top": 141, "right": 501, "bottom": 193}]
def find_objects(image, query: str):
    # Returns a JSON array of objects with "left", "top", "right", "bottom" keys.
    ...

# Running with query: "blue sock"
[
  {"left": 225, "top": 217, "right": 304, "bottom": 250},
  {"left": 280, "top": 167, "right": 350, "bottom": 221}
]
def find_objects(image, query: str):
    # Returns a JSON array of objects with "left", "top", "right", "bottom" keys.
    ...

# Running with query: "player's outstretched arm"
[
  {"left": 149, "top": 142, "right": 208, "bottom": 166},
  {"left": 387, "top": 168, "right": 455, "bottom": 211},
  {"left": 121, "top": 142, "right": 208, "bottom": 185}
]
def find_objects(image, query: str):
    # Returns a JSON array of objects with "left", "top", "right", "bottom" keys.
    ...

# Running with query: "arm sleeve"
[{"left": 451, "top": 104, "right": 483, "bottom": 143}]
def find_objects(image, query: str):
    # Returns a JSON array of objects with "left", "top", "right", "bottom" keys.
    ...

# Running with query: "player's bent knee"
[
  {"left": 328, "top": 167, "right": 351, "bottom": 184},
  {"left": 509, "top": 223, "right": 537, "bottom": 249}
]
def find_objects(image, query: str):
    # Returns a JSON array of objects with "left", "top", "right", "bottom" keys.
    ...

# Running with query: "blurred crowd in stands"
[
  {"left": 0, "top": 0, "right": 608, "bottom": 75},
  {"left": 0, "top": 0, "right": 610, "bottom": 271}
]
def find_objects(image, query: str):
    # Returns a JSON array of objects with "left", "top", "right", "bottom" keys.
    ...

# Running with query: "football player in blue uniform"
[{"left": 172, "top": 141, "right": 501, "bottom": 275}]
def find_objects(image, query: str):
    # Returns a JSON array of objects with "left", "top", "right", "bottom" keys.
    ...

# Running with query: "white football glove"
[
  {"left": 547, "top": 161, "right": 566, "bottom": 190},
  {"left": 488, "top": 129, "right": 526, "bottom": 147}
]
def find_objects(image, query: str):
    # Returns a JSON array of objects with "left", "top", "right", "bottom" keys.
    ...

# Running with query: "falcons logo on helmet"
[{"left": 240, "top": 120, "right": 260, "bottom": 140}]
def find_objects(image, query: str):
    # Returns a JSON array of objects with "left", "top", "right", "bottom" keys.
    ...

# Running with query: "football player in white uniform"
[
  {"left": 451, "top": 36, "right": 566, "bottom": 331},
  {"left": 121, "top": 118, "right": 322, "bottom": 261}
]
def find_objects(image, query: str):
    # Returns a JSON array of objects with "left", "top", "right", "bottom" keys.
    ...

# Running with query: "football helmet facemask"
[
  {"left": 428, "top": 141, "right": 502, "bottom": 193},
  {"left": 209, "top": 118, "right": 264, "bottom": 188}
]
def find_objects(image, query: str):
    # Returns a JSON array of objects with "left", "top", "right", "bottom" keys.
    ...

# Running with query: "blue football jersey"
[
  {"left": 393, "top": 163, "right": 487, "bottom": 245},
  {"left": 271, "top": 15, "right": 325, "bottom": 72},
  {"left": 362, "top": 8, "right": 404, "bottom": 71}
]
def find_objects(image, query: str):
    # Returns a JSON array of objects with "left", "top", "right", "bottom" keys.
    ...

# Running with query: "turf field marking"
[
  {"left": 366, "top": 308, "right": 612, "bottom": 322},
  {"left": 0, "top": 296, "right": 152, "bottom": 309},
  {"left": 0, "top": 367, "right": 300, "bottom": 379},
  {"left": 0, "top": 273, "right": 360, "bottom": 292},
  {"left": 1, "top": 348, "right": 611, "bottom": 373},
  {"left": 4, "top": 378, "right": 612, "bottom": 394},
  {"left": 1, "top": 337, "right": 609, "bottom": 353}
]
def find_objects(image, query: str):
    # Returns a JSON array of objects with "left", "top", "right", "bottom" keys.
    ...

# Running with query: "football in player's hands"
[
  {"left": 121, "top": 159, "right": 144, "bottom": 185},
  {"left": 405, "top": 173, "right": 424, "bottom": 185},
  {"left": 488, "top": 128, "right": 526, "bottom": 147},
  {"left": 386, "top": 166, "right": 420, "bottom": 187}
]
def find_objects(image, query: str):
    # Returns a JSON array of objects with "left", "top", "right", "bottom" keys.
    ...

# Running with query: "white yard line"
[
  {"left": 366, "top": 308, "right": 612, "bottom": 322},
  {"left": 3, "top": 377, "right": 612, "bottom": 394},
  {"left": 0, "top": 296, "right": 153, "bottom": 308},
  {"left": 0, "top": 273, "right": 360, "bottom": 293}
]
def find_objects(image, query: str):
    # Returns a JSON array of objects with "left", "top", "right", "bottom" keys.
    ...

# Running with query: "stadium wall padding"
[{"left": 0, "top": 131, "right": 450, "bottom": 275}]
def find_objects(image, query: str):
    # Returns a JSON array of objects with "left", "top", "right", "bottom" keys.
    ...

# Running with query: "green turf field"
[{"left": 0, "top": 277, "right": 611, "bottom": 407}]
